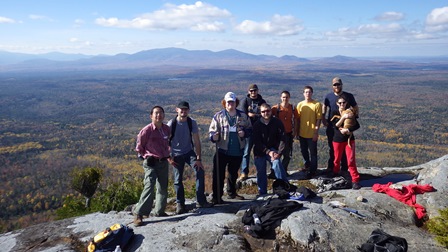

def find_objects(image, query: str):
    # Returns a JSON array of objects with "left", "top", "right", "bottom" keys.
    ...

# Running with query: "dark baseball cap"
[{"left": 177, "top": 101, "right": 190, "bottom": 109}]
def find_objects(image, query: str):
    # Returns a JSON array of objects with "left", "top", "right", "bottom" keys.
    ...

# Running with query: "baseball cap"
[
  {"left": 332, "top": 77, "right": 343, "bottom": 85},
  {"left": 177, "top": 101, "right": 190, "bottom": 109},
  {"left": 224, "top": 92, "right": 237, "bottom": 102},
  {"left": 248, "top": 84, "right": 258, "bottom": 90}
]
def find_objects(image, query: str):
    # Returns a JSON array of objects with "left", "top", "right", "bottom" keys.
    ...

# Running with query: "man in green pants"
[{"left": 134, "top": 105, "right": 172, "bottom": 226}]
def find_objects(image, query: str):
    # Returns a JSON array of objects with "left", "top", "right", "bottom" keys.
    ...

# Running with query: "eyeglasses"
[
  {"left": 333, "top": 83, "right": 341, "bottom": 87},
  {"left": 337, "top": 102, "right": 346, "bottom": 105},
  {"left": 249, "top": 89, "right": 258, "bottom": 92},
  {"left": 260, "top": 110, "right": 271, "bottom": 113}
]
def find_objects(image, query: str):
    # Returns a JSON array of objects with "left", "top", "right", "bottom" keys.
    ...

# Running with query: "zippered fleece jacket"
[{"left": 252, "top": 117, "right": 286, "bottom": 157}]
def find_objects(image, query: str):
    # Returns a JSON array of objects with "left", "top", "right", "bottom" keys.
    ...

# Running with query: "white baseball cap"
[{"left": 224, "top": 92, "right": 236, "bottom": 102}]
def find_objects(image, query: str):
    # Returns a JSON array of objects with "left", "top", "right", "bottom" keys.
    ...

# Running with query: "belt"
[{"left": 147, "top": 156, "right": 169, "bottom": 162}]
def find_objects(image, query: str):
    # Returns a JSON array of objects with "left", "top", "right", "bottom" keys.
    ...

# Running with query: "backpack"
[
  {"left": 169, "top": 117, "right": 193, "bottom": 146},
  {"left": 241, "top": 198, "right": 303, "bottom": 238},
  {"left": 86, "top": 223, "right": 134, "bottom": 252},
  {"left": 316, "top": 176, "right": 350, "bottom": 193},
  {"left": 358, "top": 229, "right": 408, "bottom": 252}
]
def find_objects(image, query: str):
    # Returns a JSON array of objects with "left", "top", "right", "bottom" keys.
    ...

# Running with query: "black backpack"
[
  {"left": 169, "top": 116, "right": 193, "bottom": 146},
  {"left": 316, "top": 176, "right": 350, "bottom": 193},
  {"left": 242, "top": 198, "right": 302, "bottom": 238},
  {"left": 358, "top": 229, "right": 408, "bottom": 252}
]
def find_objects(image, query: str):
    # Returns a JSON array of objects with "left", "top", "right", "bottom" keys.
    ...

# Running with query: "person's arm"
[{"left": 209, "top": 113, "right": 221, "bottom": 142}]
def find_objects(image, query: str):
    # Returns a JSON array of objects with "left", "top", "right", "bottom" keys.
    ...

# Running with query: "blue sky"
[{"left": 1, "top": 1, "right": 447, "bottom": 57}]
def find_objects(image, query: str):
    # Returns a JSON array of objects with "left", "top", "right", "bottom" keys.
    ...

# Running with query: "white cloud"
[
  {"left": 234, "top": 14, "right": 304, "bottom": 36},
  {"left": 425, "top": 6, "right": 448, "bottom": 32},
  {"left": 95, "top": 1, "right": 230, "bottom": 32},
  {"left": 0, "top": 16, "right": 15, "bottom": 23},
  {"left": 29, "top": 14, "right": 53, "bottom": 21},
  {"left": 374, "top": 12, "right": 405, "bottom": 21},
  {"left": 326, "top": 23, "right": 405, "bottom": 39}
]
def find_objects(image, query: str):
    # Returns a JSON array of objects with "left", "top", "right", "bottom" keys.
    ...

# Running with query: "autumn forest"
[{"left": 1, "top": 58, "right": 447, "bottom": 233}]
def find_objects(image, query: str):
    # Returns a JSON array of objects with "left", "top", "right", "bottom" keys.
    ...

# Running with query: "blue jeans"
[
  {"left": 299, "top": 136, "right": 318, "bottom": 173},
  {"left": 241, "top": 136, "right": 253, "bottom": 175},
  {"left": 254, "top": 153, "right": 288, "bottom": 195},
  {"left": 172, "top": 150, "right": 206, "bottom": 205}
]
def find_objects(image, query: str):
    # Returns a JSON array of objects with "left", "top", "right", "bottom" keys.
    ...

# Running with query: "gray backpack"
[{"left": 316, "top": 176, "right": 350, "bottom": 193}]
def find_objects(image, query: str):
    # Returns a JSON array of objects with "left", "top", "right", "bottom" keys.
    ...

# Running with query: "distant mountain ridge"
[{"left": 0, "top": 47, "right": 447, "bottom": 72}]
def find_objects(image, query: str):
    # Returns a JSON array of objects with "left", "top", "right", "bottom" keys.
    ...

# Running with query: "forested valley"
[{"left": 1, "top": 61, "right": 447, "bottom": 233}]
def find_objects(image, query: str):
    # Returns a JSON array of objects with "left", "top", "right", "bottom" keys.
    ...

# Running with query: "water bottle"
[
  {"left": 253, "top": 213, "right": 261, "bottom": 225},
  {"left": 114, "top": 245, "right": 122, "bottom": 252}
]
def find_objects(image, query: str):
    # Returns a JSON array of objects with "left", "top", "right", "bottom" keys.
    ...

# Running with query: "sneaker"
[
  {"left": 176, "top": 203, "right": 186, "bottom": 214},
  {"left": 227, "top": 194, "right": 245, "bottom": 200},
  {"left": 133, "top": 215, "right": 143, "bottom": 226},
  {"left": 197, "top": 201, "right": 213, "bottom": 208},
  {"left": 352, "top": 182, "right": 362, "bottom": 190},
  {"left": 239, "top": 173, "right": 248, "bottom": 181}
]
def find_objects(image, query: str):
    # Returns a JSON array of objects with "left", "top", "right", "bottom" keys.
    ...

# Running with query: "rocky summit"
[{"left": 1, "top": 155, "right": 447, "bottom": 252}]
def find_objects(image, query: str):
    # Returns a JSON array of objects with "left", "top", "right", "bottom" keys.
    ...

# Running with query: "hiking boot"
[
  {"left": 352, "top": 182, "right": 362, "bottom": 190},
  {"left": 239, "top": 173, "right": 248, "bottom": 181},
  {"left": 133, "top": 215, "right": 143, "bottom": 226},
  {"left": 197, "top": 201, "right": 213, "bottom": 208},
  {"left": 227, "top": 194, "right": 245, "bottom": 200},
  {"left": 211, "top": 198, "right": 225, "bottom": 205},
  {"left": 176, "top": 203, "right": 186, "bottom": 214}
]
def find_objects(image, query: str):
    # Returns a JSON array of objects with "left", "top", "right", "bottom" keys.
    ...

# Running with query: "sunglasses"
[
  {"left": 337, "top": 102, "right": 346, "bottom": 105},
  {"left": 261, "top": 109, "right": 271, "bottom": 113},
  {"left": 249, "top": 89, "right": 258, "bottom": 92},
  {"left": 333, "top": 83, "right": 341, "bottom": 87}
]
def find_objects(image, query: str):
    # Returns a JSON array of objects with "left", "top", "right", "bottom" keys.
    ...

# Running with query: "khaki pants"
[{"left": 134, "top": 158, "right": 168, "bottom": 216}]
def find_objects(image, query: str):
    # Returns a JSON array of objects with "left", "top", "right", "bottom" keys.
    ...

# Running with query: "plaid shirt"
[{"left": 209, "top": 109, "right": 252, "bottom": 151}]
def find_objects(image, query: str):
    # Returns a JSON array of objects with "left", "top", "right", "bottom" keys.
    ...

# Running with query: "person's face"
[
  {"left": 332, "top": 82, "right": 343, "bottom": 93},
  {"left": 225, "top": 100, "right": 236, "bottom": 111},
  {"left": 151, "top": 108, "right": 165, "bottom": 123},
  {"left": 303, "top": 88, "right": 313, "bottom": 100},
  {"left": 281, "top": 93, "right": 290, "bottom": 104},
  {"left": 249, "top": 88, "right": 258, "bottom": 98},
  {"left": 260, "top": 106, "right": 272, "bottom": 120},
  {"left": 337, "top": 99, "right": 347, "bottom": 109},
  {"left": 176, "top": 107, "right": 189, "bottom": 118}
]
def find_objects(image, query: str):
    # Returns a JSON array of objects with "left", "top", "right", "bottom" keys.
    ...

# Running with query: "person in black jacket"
[
  {"left": 240, "top": 84, "right": 266, "bottom": 181},
  {"left": 252, "top": 103, "right": 289, "bottom": 195},
  {"left": 330, "top": 94, "right": 361, "bottom": 190}
]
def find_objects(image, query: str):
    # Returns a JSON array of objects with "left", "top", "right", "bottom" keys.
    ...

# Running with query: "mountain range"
[{"left": 1, "top": 47, "right": 447, "bottom": 72}]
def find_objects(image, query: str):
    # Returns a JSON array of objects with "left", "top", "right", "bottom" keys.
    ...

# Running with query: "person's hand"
[
  {"left": 248, "top": 112, "right": 256, "bottom": 118},
  {"left": 194, "top": 160, "right": 204, "bottom": 171},
  {"left": 238, "top": 128, "right": 245, "bottom": 138},
  {"left": 340, "top": 128, "right": 350, "bottom": 135},
  {"left": 312, "top": 133, "right": 319, "bottom": 142},
  {"left": 168, "top": 157, "right": 178, "bottom": 166},
  {"left": 322, "top": 119, "right": 328, "bottom": 127},
  {"left": 212, "top": 132, "right": 219, "bottom": 141}
]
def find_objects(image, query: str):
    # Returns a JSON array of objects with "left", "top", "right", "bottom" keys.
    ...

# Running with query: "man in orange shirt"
[{"left": 271, "top": 90, "right": 296, "bottom": 175}]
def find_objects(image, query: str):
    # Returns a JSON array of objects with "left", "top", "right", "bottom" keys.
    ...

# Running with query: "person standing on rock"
[
  {"left": 209, "top": 92, "right": 252, "bottom": 204},
  {"left": 296, "top": 86, "right": 322, "bottom": 179},
  {"left": 253, "top": 103, "right": 289, "bottom": 196},
  {"left": 323, "top": 77, "right": 358, "bottom": 174},
  {"left": 271, "top": 90, "right": 296, "bottom": 176},
  {"left": 133, "top": 106, "right": 172, "bottom": 226},
  {"left": 167, "top": 101, "right": 213, "bottom": 215},
  {"left": 240, "top": 84, "right": 266, "bottom": 181},
  {"left": 330, "top": 94, "right": 361, "bottom": 189}
]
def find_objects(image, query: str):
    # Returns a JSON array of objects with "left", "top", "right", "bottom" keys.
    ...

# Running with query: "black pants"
[{"left": 212, "top": 151, "right": 243, "bottom": 200}]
